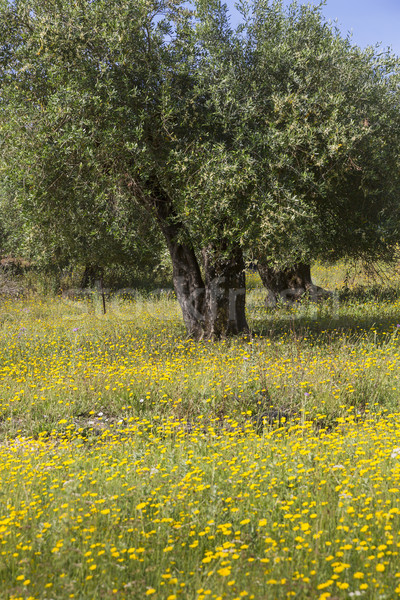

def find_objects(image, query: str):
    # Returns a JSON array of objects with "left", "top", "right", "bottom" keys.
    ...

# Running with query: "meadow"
[{"left": 1, "top": 263, "right": 400, "bottom": 599}]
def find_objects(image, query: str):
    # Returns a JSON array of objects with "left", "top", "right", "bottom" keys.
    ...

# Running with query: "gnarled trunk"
[
  {"left": 257, "top": 262, "right": 330, "bottom": 306},
  {"left": 164, "top": 237, "right": 249, "bottom": 339},
  {"left": 153, "top": 197, "right": 205, "bottom": 338},
  {"left": 167, "top": 237, "right": 206, "bottom": 338},
  {"left": 202, "top": 245, "right": 249, "bottom": 338},
  {"left": 148, "top": 190, "right": 249, "bottom": 339}
]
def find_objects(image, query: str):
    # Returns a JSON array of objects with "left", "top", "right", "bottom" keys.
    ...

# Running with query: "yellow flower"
[
  {"left": 258, "top": 519, "right": 267, "bottom": 527},
  {"left": 317, "top": 581, "right": 333, "bottom": 590},
  {"left": 336, "top": 582, "right": 349, "bottom": 590}
]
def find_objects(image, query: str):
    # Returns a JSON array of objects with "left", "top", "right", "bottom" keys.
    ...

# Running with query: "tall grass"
[{"left": 1, "top": 262, "right": 400, "bottom": 599}]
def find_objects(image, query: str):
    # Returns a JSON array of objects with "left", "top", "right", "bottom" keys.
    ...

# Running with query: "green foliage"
[
  {"left": 0, "top": 0, "right": 399, "bottom": 292},
  {"left": 0, "top": 0, "right": 173, "bottom": 269},
  {"left": 180, "top": 0, "right": 400, "bottom": 265}
]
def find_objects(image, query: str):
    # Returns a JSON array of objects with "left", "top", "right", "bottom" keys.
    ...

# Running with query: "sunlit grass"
[
  {"left": 1, "top": 261, "right": 400, "bottom": 598},
  {"left": 2, "top": 416, "right": 400, "bottom": 600}
]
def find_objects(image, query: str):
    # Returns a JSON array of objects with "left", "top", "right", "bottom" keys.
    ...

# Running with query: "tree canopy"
[{"left": 1, "top": 0, "right": 399, "bottom": 336}]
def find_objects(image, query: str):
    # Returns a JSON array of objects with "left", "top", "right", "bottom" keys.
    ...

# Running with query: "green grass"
[{"left": 1, "top": 262, "right": 400, "bottom": 599}]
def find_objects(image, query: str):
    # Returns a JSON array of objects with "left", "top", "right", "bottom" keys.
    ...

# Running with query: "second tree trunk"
[{"left": 257, "top": 262, "right": 315, "bottom": 306}]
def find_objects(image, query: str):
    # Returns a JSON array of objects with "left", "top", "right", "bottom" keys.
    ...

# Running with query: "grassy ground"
[{"left": 1, "top": 262, "right": 400, "bottom": 599}]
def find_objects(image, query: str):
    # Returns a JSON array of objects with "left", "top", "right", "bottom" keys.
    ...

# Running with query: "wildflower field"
[{"left": 2, "top": 265, "right": 400, "bottom": 600}]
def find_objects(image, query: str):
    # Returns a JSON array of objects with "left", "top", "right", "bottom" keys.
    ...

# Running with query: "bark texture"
[
  {"left": 156, "top": 214, "right": 205, "bottom": 338},
  {"left": 202, "top": 245, "right": 249, "bottom": 338},
  {"left": 257, "top": 262, "right": 331, "bottom": 307},
  {"left": 146, "top": 189, "right": 249, "bottom": 338},
  {"left": 165, "top": 237, "right": 206, "bottom": 338}
]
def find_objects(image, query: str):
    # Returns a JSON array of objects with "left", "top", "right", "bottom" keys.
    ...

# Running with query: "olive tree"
[
  {"left": 191, "top": 0, "right": 400, "bottom": 303},
  {"left": 1, "top": 0, "right": 399, "bottom": 336}
]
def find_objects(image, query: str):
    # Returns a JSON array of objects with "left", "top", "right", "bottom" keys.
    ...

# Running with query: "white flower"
[
  {"left": 339, "top": 492, "right": 353, "bottom": 500},
  {"left": 332, "top": 464, "right": 345, "bottom": 470},
  {"left": 391, "top": 447, "right": 400, "bottom": 459}
]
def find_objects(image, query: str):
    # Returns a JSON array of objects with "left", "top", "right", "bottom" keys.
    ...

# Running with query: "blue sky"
[{"left": 224, "top": 0, "right": 400, "bottom": 56}]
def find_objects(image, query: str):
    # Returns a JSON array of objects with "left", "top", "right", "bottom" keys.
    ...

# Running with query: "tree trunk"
[
  {"left": 257, "top": 262, "right": 329, "bottom": 306},
  {"left": 152, "top": 197, "right": 206, "bottom": 337},
  {"left": 148, "top": 190, "right": 249, "bottom": 338},
  {"left": 163, "top": 234, "right": 249, "bottom": 338},
  {"left": 81, "top": 264, "right": 103, "bottom": 289},
  {"left": 202, "top": 245, "right": 249, "bottom": 338},
  {"left": 166, "top": 235, "right": 206, "bottom": 338}
]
